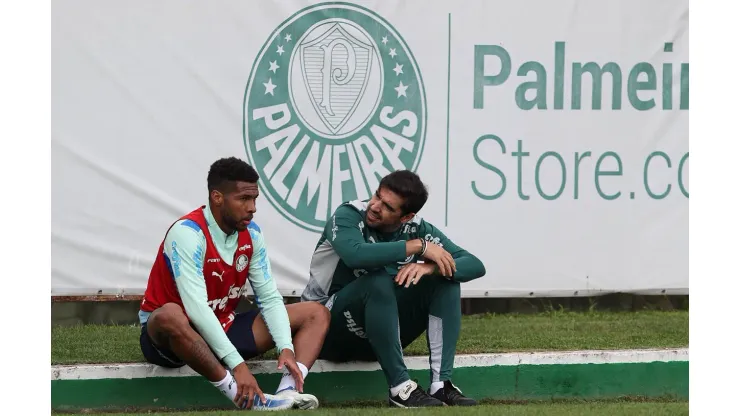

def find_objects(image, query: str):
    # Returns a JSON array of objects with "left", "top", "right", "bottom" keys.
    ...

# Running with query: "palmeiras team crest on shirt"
[
  {"left": 235, "top": 254, "right": 249, "bottom": 272},
  {"left": 243, "top": 2, "right": 427, "bottom": 233}
]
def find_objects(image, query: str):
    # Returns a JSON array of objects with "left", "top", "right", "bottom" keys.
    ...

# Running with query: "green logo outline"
[{"left": 242, "top": 1, "right": 427, "bottom": 233}]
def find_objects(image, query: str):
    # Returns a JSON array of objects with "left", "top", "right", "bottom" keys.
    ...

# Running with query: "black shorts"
[{"left": 139, "top": 309, "right": 261, "bottom": 368}]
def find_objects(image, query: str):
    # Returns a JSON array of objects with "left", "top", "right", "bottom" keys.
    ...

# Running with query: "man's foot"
[
  {"left": 388, "top": 380, "right": 445, "bottom": 408},
  {"left": 275, "top": 386, "right": 320, "bottom": 410},
  {"left": 429, "top": 380, "right": 477, "bottom": 406},
  {"left": 248, "top": 393, "right": 295, "bottom": 411}
]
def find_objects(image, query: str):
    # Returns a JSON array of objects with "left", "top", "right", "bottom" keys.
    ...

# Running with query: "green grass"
[
  {"left": 62, "top": 400, "right": 689, "bottom": 416},
  {"left": 51, "top": 310, "right": 688, "bottom": 365}
]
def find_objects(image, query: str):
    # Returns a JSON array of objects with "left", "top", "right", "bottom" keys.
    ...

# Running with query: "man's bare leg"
[
  {"left": 146, "top": 303, "right": 300, "bottom": 410},
  {"left": 146, "top": 303, "right": 226, "bottom": 382},
  {"left": 146, "top": 303, "right": 257, "bottom": 407},
  {"left": 251, "top": 301, "right": 331, "bottom": 367},
  {"left": 250, "top": 301, "right": 331, "bottom": 408}
]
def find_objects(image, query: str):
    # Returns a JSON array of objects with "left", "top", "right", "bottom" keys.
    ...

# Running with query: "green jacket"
[{"left": 301, "top": 200, "right": 486, "bottom": 304}]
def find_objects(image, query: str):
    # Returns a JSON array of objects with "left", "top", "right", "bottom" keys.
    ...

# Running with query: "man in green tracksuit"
[{"left": 300, "top": 170, "right": 486, "bottom": 408}]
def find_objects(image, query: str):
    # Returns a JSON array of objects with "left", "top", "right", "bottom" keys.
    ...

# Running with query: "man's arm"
[
  {"left": 246, "top": 223, "right": 294, "bottom": 354},
  {"left": 330, "top": 205, "right": 423, "bottom": 269},
  {"left": 164, "top": 221, "right": 244, "bottom": 370},
  {"left": 418, "top": 221, "right": 486, "bottom": 282}
]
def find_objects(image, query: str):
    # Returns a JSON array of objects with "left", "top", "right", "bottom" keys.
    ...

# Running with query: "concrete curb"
[
  {"left": 51, "top": 348, "right": 689, "bottom": 411},
  {"left": 51, "top": 348, "right": 689, "bottom": 380}
]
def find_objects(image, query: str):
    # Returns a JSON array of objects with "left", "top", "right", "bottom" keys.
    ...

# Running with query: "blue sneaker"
[
  {"left": 275, "top": 386, "right": 320, "bottom": 410},
  {"left": 243, "top": 393, "right": 294, "bottom": 411}
]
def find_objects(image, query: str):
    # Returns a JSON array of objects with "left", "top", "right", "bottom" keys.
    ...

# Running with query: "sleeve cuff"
[
  {"left": 396, "top": 240, "right": 408, "bottom": 259},
  {"left": 277, "top": 343, "right": 295, "bottom": 354},
  {"left": 223, "top": 350, "right": 244, "bottom": 370}
]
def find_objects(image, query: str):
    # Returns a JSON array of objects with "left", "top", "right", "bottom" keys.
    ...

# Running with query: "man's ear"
[
  {"left": 400, "top": 212, "right": 416, "bottom": 224},
  {"left": 210, "top": 189, "right": 224, "bottom": 207}
]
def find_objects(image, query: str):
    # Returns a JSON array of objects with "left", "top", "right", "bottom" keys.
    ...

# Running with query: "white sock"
[
  {"left": 429, "top": 381, "right": 445, "bottom": 395},
  {"left": 390, "top": 379, "right": 414, "bottom": 397},
  {"left": 211, "top": 370, "right": 238, "bottom": 401},
  {"left": 276, "top": 361, "right": 309, "bottom": 393}
]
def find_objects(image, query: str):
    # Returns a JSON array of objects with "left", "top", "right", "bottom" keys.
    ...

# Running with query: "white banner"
[{"left": 52, "top": 0, "right": 689, "bottom": 297}]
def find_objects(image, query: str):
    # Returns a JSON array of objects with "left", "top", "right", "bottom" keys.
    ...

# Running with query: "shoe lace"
[
  {"left": 404, "top": 380, "right": 429, "bottom": 401},
  {"left": 444, "top": 383, "right": 465, "bottom": 400},
  {"left": 410, "top": 386, "right": 427, "bottom": 398}
]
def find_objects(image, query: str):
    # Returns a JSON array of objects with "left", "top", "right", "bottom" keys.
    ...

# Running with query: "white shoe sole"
[
  {"left": 291, "top": 393, "right": 319, "bottom": 410},
  {"left": 252, "top": 404, "right": 293, "bottom": 411},
  {"left": 388, "top": 397, "right": 447, "bottom": 408},
  {"left": 389, "top": 398, "right": 412, "bottom": 408}
]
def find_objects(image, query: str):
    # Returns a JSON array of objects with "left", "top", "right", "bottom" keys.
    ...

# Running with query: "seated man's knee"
[
  {"left": 305, "top": 301, "right": 331, "bottom": 331},
  {"left": 149, "top": 303, "right": 189, "bottom": 336},
  {"left": 361, "top": 271, "right": 396, "bottom": 296}
]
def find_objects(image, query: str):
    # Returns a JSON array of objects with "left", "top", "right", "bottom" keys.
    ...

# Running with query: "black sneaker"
[
  {"left": 429, "top": 380, "right": 478, "bottom": 406},
  {"left": 389, "top": 380, "right": 445, "bottom": 408}
]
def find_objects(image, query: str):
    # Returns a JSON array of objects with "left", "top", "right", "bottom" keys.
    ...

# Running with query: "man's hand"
[
  {"left": 232, "top": 362, "right": 266, "bottom": 409},
  {"left": 277, "top": 348, "right": 304, "bottom": 392},
  {"left": 395, "top": 262, "right": 438, "bottom": 288},
  {"left": 421, "top": 242, "right": 456, "bottom": 277}
]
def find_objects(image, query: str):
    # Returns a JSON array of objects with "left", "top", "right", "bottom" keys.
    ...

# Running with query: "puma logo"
[
  {"left": 211, "top": 271, "right": 224, "bottom": 282},
  {"left": 400, "top": 381, "right": 416, "bottom": 400}
]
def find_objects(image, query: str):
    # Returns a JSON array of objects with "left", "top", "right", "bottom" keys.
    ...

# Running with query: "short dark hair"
[
  {"left": 207, "top": 157, "right": 259, "bottom": 193},
  {"left": 378, "top": 170, "right": 428, "bottom": 215}
]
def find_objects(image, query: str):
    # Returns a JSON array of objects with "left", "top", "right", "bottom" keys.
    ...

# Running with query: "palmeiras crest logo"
[{"left": 243, "top": 2, "right": 427, "bottom": 233}]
